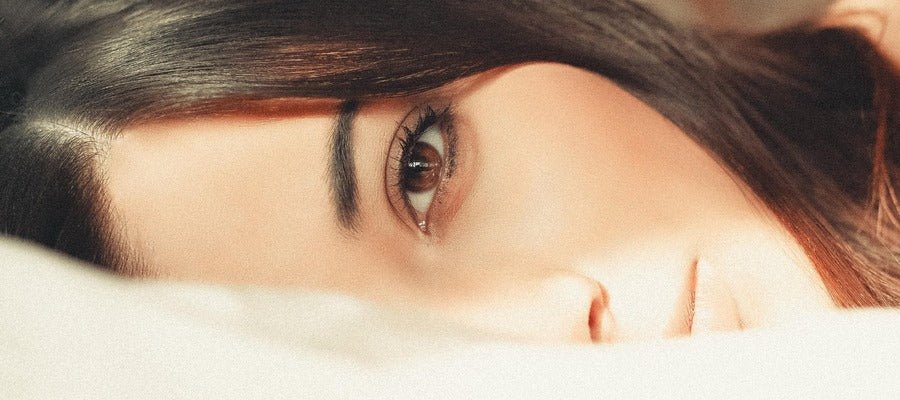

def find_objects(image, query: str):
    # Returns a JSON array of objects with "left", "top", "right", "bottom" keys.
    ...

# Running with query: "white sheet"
[{"left": 2, "top": 237, "right": 898, "bottom": 399}]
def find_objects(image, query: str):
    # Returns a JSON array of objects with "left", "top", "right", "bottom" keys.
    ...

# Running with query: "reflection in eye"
[{"left": 388, "top": 105, "right": 456, "bottom": 234}]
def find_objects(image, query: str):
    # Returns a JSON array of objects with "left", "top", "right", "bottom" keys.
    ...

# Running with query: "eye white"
[
  {"left": 417, "top": 124, "right": 444, "bottom": 158},
  {"left": 408, "top": 187, "right": 436, "bottom": 214}
]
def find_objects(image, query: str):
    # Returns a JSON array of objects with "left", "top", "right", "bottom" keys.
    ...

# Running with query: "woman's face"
[{"left": 104, "top": 63, "right": 833, "bottom": 343}]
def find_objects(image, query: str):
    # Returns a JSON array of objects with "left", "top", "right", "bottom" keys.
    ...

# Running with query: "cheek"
[{"left": 443, "top": 65, "right": 749, "bottom": 269}]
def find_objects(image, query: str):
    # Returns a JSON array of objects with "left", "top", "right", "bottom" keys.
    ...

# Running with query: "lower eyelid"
[
  {"left": 421, "top": 109, "right": 475, "bottom": 239},
  {"left": 443, "top": 118, "right": 459, "bottom": 180}
]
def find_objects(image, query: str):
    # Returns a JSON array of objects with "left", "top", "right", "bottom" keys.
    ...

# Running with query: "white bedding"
[{"left": 2, "top": 237, "right": 898, "bottom": 399}]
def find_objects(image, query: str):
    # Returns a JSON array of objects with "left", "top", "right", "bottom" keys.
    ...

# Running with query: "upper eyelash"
[
  {"left": 395, "top": 104, "right": 461, "bottom": 191},
  {"left": 397, "top": 105, "right": 443, "bottom": 170}
]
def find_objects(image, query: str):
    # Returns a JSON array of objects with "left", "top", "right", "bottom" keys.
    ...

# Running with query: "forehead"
[{"left": 103, "top": 106, "right": 333, "bottom": 281}]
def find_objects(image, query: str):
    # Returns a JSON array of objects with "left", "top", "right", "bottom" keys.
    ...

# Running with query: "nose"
[{"left": 451, "top": 271, "right": 609, "bottom": 344}]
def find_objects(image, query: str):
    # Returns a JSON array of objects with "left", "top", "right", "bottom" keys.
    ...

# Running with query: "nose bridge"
[{"left": 449, "top": 269, "right": 608, "bottom": 344}]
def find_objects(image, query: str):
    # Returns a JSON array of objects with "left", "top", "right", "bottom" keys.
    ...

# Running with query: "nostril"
[
  {"left": 452, "top": 271, "right": 613, "bottom": 344},
  {"left": 542, "top": 272, "right": 610, "bottom": 343},
  {"left": 588, "top": 281, "right": 609, "bottom": 343}
]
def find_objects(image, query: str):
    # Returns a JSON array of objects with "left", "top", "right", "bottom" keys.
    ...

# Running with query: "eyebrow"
[{"left": 329, "top": 100, "right": 361, "bottom": 232}]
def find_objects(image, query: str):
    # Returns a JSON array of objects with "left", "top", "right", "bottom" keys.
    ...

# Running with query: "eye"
[
  {"left": 387, "top": 105, "right": 456, "bottom": 234},
  {"left": 402, "top": 123, "right": 444, "bottom": 213}
]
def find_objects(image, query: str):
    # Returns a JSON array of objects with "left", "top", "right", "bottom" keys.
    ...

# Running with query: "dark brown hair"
[{"left": 1, "top": 0, "right": 897, "bottom": 305}]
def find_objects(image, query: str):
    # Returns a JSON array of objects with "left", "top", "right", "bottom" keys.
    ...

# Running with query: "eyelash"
[
  {"left": 397, "top": 105, "right": 455, "bottom": 176},
  {"left": 390, "top": 104, "right": 457, "bottom": 234}
]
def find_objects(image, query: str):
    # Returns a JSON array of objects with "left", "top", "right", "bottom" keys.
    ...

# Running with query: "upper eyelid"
[
  {"left": 392, "top": 102, "right": 452, "bottom": 151},
  {"left": 394, "top": 106, "right": 422, "bottom": 134}
]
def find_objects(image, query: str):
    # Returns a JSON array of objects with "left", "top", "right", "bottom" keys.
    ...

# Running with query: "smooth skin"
[{"left": 103, "top": 62, "right": 833, "bottom": 344}]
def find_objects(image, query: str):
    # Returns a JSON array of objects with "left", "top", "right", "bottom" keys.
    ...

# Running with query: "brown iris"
[{"left": 402, "top": 141, "right": 442, "bottom": 192}]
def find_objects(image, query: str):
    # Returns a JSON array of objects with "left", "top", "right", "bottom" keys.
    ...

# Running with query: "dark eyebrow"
[{"left": 329, "top": 100, "right": 361, "bottom": 232}]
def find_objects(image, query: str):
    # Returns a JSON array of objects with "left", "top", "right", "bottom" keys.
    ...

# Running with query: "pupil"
[{"left": 403, "top": 141, "right": 442, "bottom": 192}]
